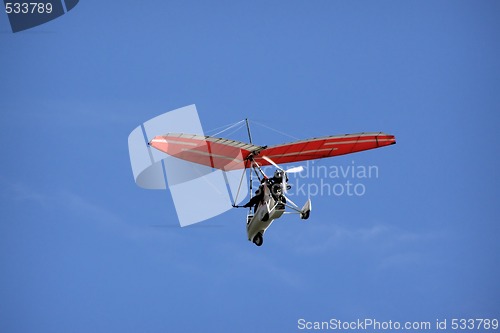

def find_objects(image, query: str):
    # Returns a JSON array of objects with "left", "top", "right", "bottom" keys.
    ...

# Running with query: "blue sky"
[{"left": 1, "top": 1, "right": 499, "bottom": 332}]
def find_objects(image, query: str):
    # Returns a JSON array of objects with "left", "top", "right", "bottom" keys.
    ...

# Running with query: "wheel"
[
  {"left": 253, "top": 232, "right": 263, "bottom": 246},
  {"left": 301, "top": 210, "right": 310, "bottom": 220},
  {"left": 262, "top": 213, "right": 269, "bottom": 222}
]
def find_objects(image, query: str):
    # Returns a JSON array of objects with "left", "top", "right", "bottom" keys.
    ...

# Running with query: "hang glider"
[
  {"left": 149, "top": 132, "right": 396, "bottom": 171},
  {"left": 131, "top": 110, "right": 397, "bottom": 247}
]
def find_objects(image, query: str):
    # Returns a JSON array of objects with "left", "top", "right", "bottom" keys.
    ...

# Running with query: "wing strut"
[
  {"left": 246, "top": 118, "right": 254, "bottom": 215},
  {"left": 231, "top": 167, "right": 247, "bottom": 206}
]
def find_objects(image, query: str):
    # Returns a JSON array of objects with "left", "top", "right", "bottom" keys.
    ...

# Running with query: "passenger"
[{"left": 242, "top": 178, "right": 267, "bottom": 209}]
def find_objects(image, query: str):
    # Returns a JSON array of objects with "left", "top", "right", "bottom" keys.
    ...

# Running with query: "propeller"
[
  {"left": 285, "top": 166, "right": 304, "bottom": 174},
  {"left": 261, "top": 156, "right": 304, "bottom": 174},
  {"left": 261, "top": 156, "right": 303, "bottom": 193},
  {"left": 261, "top": 155, "right": 280, "bottom": 169}
]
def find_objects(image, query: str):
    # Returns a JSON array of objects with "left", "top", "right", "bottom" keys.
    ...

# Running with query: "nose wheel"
[{"left": 252, "top": 232, "right": 263, "bottom": 246}]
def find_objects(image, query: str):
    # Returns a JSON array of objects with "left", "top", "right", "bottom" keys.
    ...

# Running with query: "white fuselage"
[{"left": 246, "top": 183, "right": 285, "bottom": 242}]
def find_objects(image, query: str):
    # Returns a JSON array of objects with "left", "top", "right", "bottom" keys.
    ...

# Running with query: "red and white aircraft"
[{"left": 149, "top": 121, "right": 395, "bottom": 246}]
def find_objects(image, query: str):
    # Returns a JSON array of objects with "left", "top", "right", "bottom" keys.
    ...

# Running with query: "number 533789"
[{"left": 5, "top": 2, "right": 53, "bottom": 14}]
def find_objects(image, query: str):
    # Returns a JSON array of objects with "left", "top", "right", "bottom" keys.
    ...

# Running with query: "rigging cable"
[
  {"left": 249, "top": 120, "right": 300, "bottom": 141},
  {"left": 207, "top": 119, "right": 246, "bottom": 137}
]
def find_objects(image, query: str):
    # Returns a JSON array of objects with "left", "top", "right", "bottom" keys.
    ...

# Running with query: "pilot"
[
  {"left": 242, "top": 178, "right": 267, "bottom": 210},
  {"left": 270, "top": 170, "right": 284, "bottom": 185},
  {"left": 270, "top": 170, "right": 290, "bottom": 188},
  {"left": 269, "top": 170, "right": 290, "bottom": 198}
]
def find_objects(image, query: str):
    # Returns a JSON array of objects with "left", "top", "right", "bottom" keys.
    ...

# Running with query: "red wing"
[
  {"left": 150, "top": 132, "right": 396, "bottom": 170},
  {"left": 149, "top": 133, "right": 263, "bottom": 170},
  {"left": 253, "top": 132, "right": 396, "bottom": 166}
]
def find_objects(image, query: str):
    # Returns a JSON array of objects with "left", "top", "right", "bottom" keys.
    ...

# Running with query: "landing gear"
[
  {"left": 300, "top": 199, "right": 312, "bottom": 220},
  {"left": 252, "top": 232, "right": 263, "bottom": 246}
]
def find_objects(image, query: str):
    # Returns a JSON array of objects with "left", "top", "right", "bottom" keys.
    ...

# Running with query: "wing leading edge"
[
  {"left": 149, "top": 133, "right": 263, "bottom": 171},
  {"left": 254, "top": 132, "right": 396, "bottom": 166},
  {"left": 150, "top": 132, "right": 396, "bottom": 170}
]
